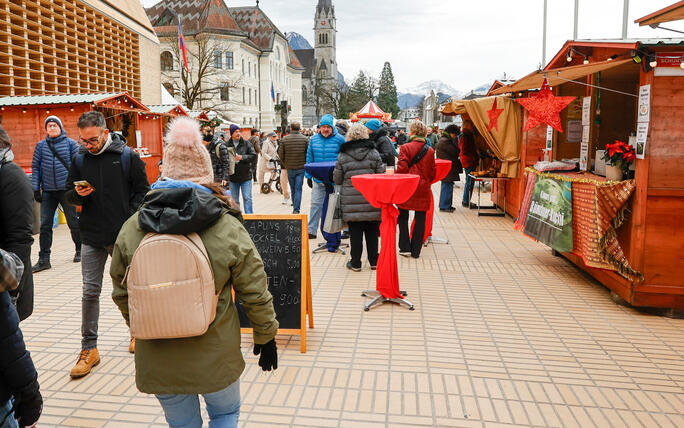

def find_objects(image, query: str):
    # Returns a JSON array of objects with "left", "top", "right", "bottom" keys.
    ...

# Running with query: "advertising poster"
[
  {"left": 636, "top": 122, "right": 648, "bottom": 159},
  {"left": 638, "top": 85, "right": 651, "bottom": 123},
  {"left": 524, "top": 176, "right": 573, "bottom": 252},
  {"left": 566, "top": 120, "right": 582, "bottom": 143}
]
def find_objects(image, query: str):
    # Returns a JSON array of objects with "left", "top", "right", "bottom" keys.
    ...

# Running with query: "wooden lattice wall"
[{"left": 0, "top": 0, "right": 141, "bottom": 98}]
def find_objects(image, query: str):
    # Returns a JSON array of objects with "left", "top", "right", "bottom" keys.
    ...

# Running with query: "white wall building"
[{"left": 147, "top": 0, "right": 303, "bottom": 130}]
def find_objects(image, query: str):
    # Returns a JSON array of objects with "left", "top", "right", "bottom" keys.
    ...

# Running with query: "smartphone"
[{"left": 74, "top": 180, "right": 94, "bottom": 189}]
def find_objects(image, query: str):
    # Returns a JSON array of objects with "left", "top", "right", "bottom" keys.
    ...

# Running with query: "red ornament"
[
  {"left": 487, "top": 98, "right": 504, "bottom": 131},
  {"left": 517, "top": 79, "right": 575, "bottom": 132}
]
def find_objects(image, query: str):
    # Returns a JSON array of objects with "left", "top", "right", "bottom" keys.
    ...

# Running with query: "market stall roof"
[
  {"left": 490, "top": 58, "right": 634, "bottom": 95},
  {"left": 357, "top": 100, "right": 385, "bottom": 117},
  {"left": 0, "top": 92, "right": 149, "bottom": 110},
  {"left": 635, "top": 1, "right": 684, "bottom": 26},
  {"left": 147, "top": 104, "right": 188, "bottom": 116}
]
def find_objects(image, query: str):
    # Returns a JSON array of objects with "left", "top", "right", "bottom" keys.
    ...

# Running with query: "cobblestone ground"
[{"left": 23, "top": 181, "right": 684, "bottom": 427}]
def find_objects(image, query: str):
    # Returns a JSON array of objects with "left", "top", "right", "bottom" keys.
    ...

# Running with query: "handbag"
[{"left": 322, "top": 186, "right": 343, "bottom": 234}]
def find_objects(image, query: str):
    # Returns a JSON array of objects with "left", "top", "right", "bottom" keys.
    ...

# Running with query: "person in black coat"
[
  {"left": 1, "top": 248, "right": 43, "bottom": 428},
  {"left": 0, "top": 125, "right": 35, "bottom": 321},
  {"left": 225, "top": 124, "right": 257, "bottom": 214},
  {"left": 65, "top": 111, "right": 150, "bottom": 379},
  {"left": 436, "top": 124, "right": 463, "bottom": 212},
  {"left": 364, "top": 120, "right": 395, "bottom": 167}
]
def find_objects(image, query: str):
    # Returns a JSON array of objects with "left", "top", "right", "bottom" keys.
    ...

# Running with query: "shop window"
[
  {"left": 225, "top": 52, "right": 234, "bottom": 69},
  {"left": 213, "top": 51, "right": 222, "bottom": 69},
  {"left": 160, "top": 51, "right": 174, "bottom": 71}
]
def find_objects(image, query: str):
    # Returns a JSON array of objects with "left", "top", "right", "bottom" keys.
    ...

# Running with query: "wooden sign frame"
[{"left": 238, "top": 214, "right": 313, "bottom": 353}]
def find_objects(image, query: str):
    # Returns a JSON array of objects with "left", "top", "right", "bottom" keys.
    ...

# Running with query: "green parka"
[{"left": 110, "top": 186, "right": 278, "bottom": 395}]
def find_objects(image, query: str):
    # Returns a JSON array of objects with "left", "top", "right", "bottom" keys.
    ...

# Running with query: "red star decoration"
[
  {"left": 516, "top": 79, "right": 576, "bottom": 132},
  {"left": 487, "top": 98, "right": 504, "bottom": 131}
]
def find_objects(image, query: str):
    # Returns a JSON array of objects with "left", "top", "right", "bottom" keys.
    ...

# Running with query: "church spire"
[{"left": 317, "top": 0, "right": 333, "bottom": 14}]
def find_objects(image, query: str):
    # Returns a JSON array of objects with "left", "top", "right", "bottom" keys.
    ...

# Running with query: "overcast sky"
[{"left": 141, "top": 0, "right": 684, "bottom": 92}]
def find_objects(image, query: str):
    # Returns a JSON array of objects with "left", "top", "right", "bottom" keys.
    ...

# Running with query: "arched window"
[{"left": 160, "top": 51, "right": 174, "bottom": 71}]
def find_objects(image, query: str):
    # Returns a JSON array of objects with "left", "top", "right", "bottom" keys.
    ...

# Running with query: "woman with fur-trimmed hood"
[{"left": 333, "top": 123, "right": 385, "bottom": 272}]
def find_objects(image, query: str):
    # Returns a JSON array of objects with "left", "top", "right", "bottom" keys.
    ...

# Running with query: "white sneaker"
[{"left": 282, "top": 198, "right": 291, "bottom": 205}]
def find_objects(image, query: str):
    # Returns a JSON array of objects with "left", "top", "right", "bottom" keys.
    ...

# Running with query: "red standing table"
[
  {"left": 351, "top": 173, "right": 420, "bottom": 311},
  {"left": 411, "top": 159, "right": 452, "bottom": 245}
]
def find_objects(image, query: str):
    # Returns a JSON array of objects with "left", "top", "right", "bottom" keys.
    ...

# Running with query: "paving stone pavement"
[{"left": 23, "top": 181, "right": 684, "bottom": 427}]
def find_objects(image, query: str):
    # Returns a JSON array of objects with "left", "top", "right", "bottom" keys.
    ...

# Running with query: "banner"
[{"left": 523, "top": 176, "right": 573, "bottom": 252}]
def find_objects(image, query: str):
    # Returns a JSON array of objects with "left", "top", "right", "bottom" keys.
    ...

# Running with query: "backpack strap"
[
  {"left": 408, "top": 143, "right": 430, "bottom": 168},
  {"left": 121, "top": 146, "right": 132, "bottom": 178},
  {"left": 74, "top": 152, "right": 85, "bottom": 172}
]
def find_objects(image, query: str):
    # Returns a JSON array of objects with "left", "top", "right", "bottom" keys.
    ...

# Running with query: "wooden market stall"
[
  {"left": 487, "top": 38, "right": 684, "bottom": 310},
  {"left": 350, "top": 100, "right": 393, "bottom": 123},
  {"left": 0, "top": 92, "right": 164, "bottom": 181}
]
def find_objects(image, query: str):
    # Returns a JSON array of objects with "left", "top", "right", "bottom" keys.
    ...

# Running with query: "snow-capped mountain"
[
  {"left": 401, "top": 80, "right": 463, "bottom": 98},
  {"left": 286, "top": 32, "right": 312, "bottom": 50}
]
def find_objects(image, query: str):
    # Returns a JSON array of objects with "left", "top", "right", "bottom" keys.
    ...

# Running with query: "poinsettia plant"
[{"left": 602, "top": 140, "right": 636, "bottom": 169}]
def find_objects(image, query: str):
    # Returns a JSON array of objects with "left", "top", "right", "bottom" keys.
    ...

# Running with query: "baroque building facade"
[{"left": 146, "top": 0, "right": 303, "bottom": 130}]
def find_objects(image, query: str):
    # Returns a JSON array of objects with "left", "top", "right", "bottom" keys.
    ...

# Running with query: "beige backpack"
[{"left": 125, "top": 232, "right": 218, "bottom": 339}]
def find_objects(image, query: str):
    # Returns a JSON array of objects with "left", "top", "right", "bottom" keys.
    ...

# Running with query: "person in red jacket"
[
  {"left": 396, "top": 121, "right": 436, "bottom": 258},
  {"left": 459, "top": 119, "right": 480, "bottom": 207}
]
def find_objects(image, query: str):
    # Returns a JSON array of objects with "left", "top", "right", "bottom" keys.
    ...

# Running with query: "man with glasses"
[{"left": 65, "top": 111, "right": 150, "bottom": 379}]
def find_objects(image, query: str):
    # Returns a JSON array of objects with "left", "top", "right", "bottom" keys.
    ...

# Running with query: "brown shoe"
[
  {"left": 70, "top": 348, "right": 100, "bottom": 379},
  {"left": 129, "top": 337, "right": 135, "bottom": 354}
]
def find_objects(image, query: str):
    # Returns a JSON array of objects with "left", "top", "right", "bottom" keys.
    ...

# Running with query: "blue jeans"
[
  {"left": 308, "top": 181, "right": 326, "bottom": 235},
  {"left": 439, "top": 181, "right": 454, "bottom": 210},
  {"left": 463, "top": 168, "right": 475, "bottom": 204},
  {"left": 39, "top": 190, "right": 81, "bottom": 261},
  {"left": 229, "top": 180, "right": 253, "bottom": 214},
  {"left": 156, "top": 381, "right": 240, "bottom": 428},
  {"left": 0, "top": 399, "right": 17, "bottom": 428},
  {"left": 288, "top": 169, "right": 305, "bottom": 213}
]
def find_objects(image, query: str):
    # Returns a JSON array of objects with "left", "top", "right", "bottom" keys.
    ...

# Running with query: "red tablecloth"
[
  {"left": 412, "top": 159, "right": 451, "bottom": 243},
  {"left": 352, "top": 174, "right": 420, "bottom": 299}
]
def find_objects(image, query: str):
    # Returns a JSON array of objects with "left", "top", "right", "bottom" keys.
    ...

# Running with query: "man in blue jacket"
[
  {"left": 31, "top": 116, "right": 81, "bottom": 272},
  {"left": 305, "top": 114, "right": 344, "bottom": 239}
]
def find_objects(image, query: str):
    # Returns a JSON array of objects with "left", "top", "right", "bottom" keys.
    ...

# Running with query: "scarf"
[
  {"left": 0, "top": 147, "right": 14, "bottom": 165},
  {"left": 408, "top": 136, "right": 427, "bottom": 144},
  {"left": 93, "top": 134, "right": 113, "bottom": 156}
]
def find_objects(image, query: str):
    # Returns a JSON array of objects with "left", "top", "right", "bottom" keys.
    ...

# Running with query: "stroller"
[{"left": 260, "top": 158, "right": 283, "bottom": 194}]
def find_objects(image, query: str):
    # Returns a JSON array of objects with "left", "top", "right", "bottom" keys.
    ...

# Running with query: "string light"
[
  {"left": 566, "top": 51, "right": 572, "bottom": 62},
  {"left": 649, "top": 55, "right": 658, "bottom": 68},
  {"left": 607, "top": 55, "right": 618, "bottom": 61},
  {"left": 680, "top": 55, "right": 684, "bottom": 69},
  {"left": 583, "top": 56, "right": 589, "bottom": 65},
  {"left": 22, "top": 108, "right": 26, "bottom": 114}
]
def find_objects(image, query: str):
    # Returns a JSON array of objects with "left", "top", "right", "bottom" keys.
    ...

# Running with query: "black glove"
[
  {"left": 253, "top": 339, "right": 278, "bottom": 372},
  {"left": 33, "top": 191, "right": 42, "bottom": 203},
  {"left": 14, "top": 386, "right": 42, "bottom": 428},
  {"left": 307, "top": 178, "right": 313, "bottom": 189}
]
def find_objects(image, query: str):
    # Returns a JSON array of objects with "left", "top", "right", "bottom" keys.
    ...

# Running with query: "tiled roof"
[
  {"left": 288, "top": 45, "right": 304, "bottom": 69},
  {"left": 294, "top": 49, "right": 315, "bottom": 78},
  {"left": 228, "top": 6, "right": 285, "bottom": 51},
  {"left": 146, "top": 0, "right": 244, "bottom": 36}
]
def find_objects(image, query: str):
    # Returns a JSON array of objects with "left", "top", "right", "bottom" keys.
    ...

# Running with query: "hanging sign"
[
  {"left": 579, "top": 142, "right": 589, "bottom": 171},
  {"left": 545, "top": 126, "right": 553, "bottom": 150},
  {"left": 581, "top": 96, "right": 591, "bottom": 126},
  {"left": 581, "top": 125, "right": 590, "bottom": 144},
  {"left": 638, "top": 85, "right": 651, "bottom": 123},
  {"left": 636, "top": 122, "right": 648, "bottom": 159}
]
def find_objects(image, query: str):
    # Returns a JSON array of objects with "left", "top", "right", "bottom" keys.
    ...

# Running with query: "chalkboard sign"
[{"left": 236, "top": 214, "right": 313, "bottom": 352}]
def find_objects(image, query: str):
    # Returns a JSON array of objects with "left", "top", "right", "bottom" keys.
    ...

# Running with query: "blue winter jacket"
[
  {"left": 32, "top": 132, "right": 79, "bottom": 192},
  {"left": 305, "top": 114, "right": 345, "bottom": 182},
  {"left": 0, "top": 291, "right": 38, "bottom": 404}
]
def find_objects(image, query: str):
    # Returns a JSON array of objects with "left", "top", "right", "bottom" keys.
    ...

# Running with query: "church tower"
[{"left": 314, "top": 0, "right": 337, "bottom": 85}]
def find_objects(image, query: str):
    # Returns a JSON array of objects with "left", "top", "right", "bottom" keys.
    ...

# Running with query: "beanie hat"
[
  {"left": 364, "top": 119, "right": 382, "bottom": 132},
  {"left": 229, "top": 124, "right": 241, "bottom": 136},
  {"left": 161, "top": 117, "right": 214, "bottom": 185},
  {"left": 319, "top": 114, "right": 335, "bottom": 128},
  {"left": 45, "top": 115, "right": 64, "bottom": 131}
]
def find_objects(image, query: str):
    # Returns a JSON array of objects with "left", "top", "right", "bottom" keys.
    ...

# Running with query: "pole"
[
  {"left": 622, "top": 0, "right": 629, "bottom": 39},
  {"left": 542, "top": 0, "right": 548, "bottom": 67},
  {"left": 573, "top": 0, "right": 579, "bottom": 40}
]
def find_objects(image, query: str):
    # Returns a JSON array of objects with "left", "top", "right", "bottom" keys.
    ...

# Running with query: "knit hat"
[
  {"left": 319, "top": 114, "right": 335, "bottom": 128},
  {"left": 364, "top": 119, "right": 382, "bottom": 132},
  {"left": 45, "top": 115, "right": 64, "bottom": 131},
  {"left": 229, "top": 124, "right": 240, "bottom": 136},
  {"left": 161, "top": 117, "right": 214, "bottom": 185}
]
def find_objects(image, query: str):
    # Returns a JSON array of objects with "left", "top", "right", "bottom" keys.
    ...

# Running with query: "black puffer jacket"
[
  {"left": 65, "top": 133, "right": 150, "bottom": 247},
  {"left": 0, "top": 154, "right": 34, "bottom": 320},
  {"left": 333, "top": 139, "right": 385, "bottom": 223},
  {"left": 207, "top": 136, "right": 230, "bottom": 183},
  {"left": 226, "top": 138, "right": 256, "bottom": 183},
  {"left": 371, "top": 128, "right": 395, "bottom": 167},
  {"left": 0, "top": 291, "right": 39, "bottom": 406}
]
